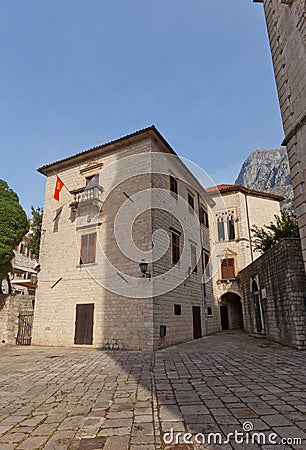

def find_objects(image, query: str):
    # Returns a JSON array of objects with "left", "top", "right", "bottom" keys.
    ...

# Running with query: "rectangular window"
[
  {"left": 191, "top": 244, "right": 197, "bottom": 273},
  {"left": 171, "top": 232, "right": 180, "bottom": 265},
  {"left": 200, "top": 207, "right": 209, "bottom": 228},
  {"left": 221, "top": 258, "right": 235, "bottom": 279},
  {"left": 53, "top": 207, "right": 63, "bottom": 233},
  {"left": 188, "top": 193, "right": 195, "bottom": 213},
  {"left": 217, "top": 218, "right": 225, "bottom": 241},
  {"left": 174, "top": 304, "right": 181, "bottom": 315},
  {"left": 86, "top": 174, "right": 99, "bottom": 186},
  {"left": 80, "top": 232, "right": 97, "bottom": 264},
  {"left": 169, "top": 176, "right": 178, "bottom": 195},
  {"left": 207, "top": 306, "right": 213, "bottom": 317},
  {"left": 203, "top": 251, "right": 210, "bottom": 277}
]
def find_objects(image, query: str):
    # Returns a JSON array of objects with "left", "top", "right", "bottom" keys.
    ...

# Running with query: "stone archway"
[{"left": 219, "top": 292, "right": 244, "bottom": 331}]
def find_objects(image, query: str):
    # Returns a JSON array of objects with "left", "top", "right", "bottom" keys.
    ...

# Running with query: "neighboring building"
[
  {"left": 239, "top": 238, "right": 306, "bottom": 350},
  {"left": 254, "top": 0, "right": 306, "bottom": 273},
  {"left": 1, "top": 234, "right": 38, "bottom": 296},
  {"left": 206, "top": 184, "right": 282, "bottom": 332},
  {"left": 11, "top": 234, "right": 38, "bottom": 296},
  {"left": 32, "top": 126, "right": 216, "bottom": 351}
]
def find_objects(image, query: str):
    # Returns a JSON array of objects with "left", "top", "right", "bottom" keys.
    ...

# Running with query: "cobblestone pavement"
[{"left": 0, "top": 332, "right": 305, "bottom": 450}]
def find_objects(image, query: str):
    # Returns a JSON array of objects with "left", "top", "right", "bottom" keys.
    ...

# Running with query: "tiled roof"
[
  {"left": 206, "top": 184, "right": 284, "bottom": 201},
  {"left": 37, "top": 125, "right": 176, "bottom": 175}
]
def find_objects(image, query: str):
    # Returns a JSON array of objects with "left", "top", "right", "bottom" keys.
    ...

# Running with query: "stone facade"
[
  {"left": 1, "top": 234, "right": 38, "bottom": 296},
  {"left": 207, "top": 185, "right": 282, "bottom": 331},
  {"left": 32, "top": 127, "right": 215, "bottom": 351},
  {"left": 239, "top": 238, "right": 306, "bottom": 349},
  {"left": 254, "top": 0, "right": 306, "bottom": 273}
]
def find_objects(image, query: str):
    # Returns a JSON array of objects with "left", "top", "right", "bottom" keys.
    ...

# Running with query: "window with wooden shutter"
[
  {"left": 203, "top": 251, "right": 210, "bottom": 277},
  {"left": 80, "top": 232, "right": 97, "bottom": 264},
  {"left": 171, "top": 232, "right": 180, "bottom": 265},
  {"left": 191, "top": 244, "right": 197, "bottom": 273},
  {"left": 200, "top": 207, "right": 209, "bottom": 228},
  {"left": 221, "top": 258, "right": 235, "bottom": 279}
]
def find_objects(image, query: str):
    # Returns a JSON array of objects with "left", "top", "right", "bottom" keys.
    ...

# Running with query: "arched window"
[
  {"left": 227, "top": 215, "right": 235, "bottom": 240},
  {"left": 217, "top": 217, "right": 225, "bottom": 241}
]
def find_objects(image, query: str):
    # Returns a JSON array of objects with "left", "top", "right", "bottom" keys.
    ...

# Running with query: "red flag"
[{"left": 54, "top": 176, "right": 65, "bottom": 201}]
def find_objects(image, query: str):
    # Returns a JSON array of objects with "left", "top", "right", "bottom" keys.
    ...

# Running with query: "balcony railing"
[{"left": 70, "top": 185, "right": 103, "bottom": 211}]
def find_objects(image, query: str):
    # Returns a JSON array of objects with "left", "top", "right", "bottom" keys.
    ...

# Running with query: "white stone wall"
[
  {"left": 260, "top": 0, "right": 306, "bottom": 273},
  {"left": 210, "top": 189, "right": 281, "bottom": 327},
  {"left": 32, "top": 132, "right": 215, "bottom": 350}
]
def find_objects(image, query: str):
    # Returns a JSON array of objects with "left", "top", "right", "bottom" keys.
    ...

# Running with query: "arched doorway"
[{"left": 219, "top": 293, "right": 244, "bottom": 331}]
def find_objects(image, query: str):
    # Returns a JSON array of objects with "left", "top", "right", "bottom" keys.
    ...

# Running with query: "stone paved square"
[{"left": 0, "top": 332, "right": 305, "bottom": 449}]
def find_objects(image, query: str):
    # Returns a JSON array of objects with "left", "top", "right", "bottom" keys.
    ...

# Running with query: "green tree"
[
  {"left": 0, "top": 180, "right": 29, "bottom": 293},
  {"left": 252, "top": 210, "right": 300, "bottom": 254},
  {"left": 28, "top": 206, "right": 43, "bottom": 259}
]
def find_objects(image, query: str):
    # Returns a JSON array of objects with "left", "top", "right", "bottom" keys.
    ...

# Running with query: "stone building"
[
  {"left": 254, "top": 0, "right": 306, "bottom": 273},
  {"left": 10, "top": 234, "right": 38, "bottom": 296},
  {"left": 0, "top": 233, "right": 38, "bottom": 296},
  {"left": 239, "top": 238, "right": 306, "bottom": 350},
  {"left": 206, "top": 184, "right": 282, "bottom": 332},
  {"left": 32, "top": 126, "right": 216, "bottom": 351}
]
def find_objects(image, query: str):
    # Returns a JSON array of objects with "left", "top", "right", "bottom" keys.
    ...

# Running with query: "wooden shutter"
[
  {"left": 80, "top": 233, "right": 96, "bottom": 264},
  {"left": 191, "top": 244, "right": 197, "bottom": 272},
  {"left": 221, "top": 258, "right": 235, "bottom": 279}
]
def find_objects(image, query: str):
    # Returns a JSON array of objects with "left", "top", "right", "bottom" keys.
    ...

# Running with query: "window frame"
[
  {"left": 221, "top": 257, "right": 235, "bottom": 280},
  {"left": 171, "top": 231, "right": 180, "bottom": 265},
  {"left": 190, "top": 243, "right": 198, "bottom": 273},
  {"left": 200, "top": 207, "right": 209, "bottom": 228},
  {"left": 187, "top": 193, "right": 195, "bottom": 213},
  {"left": 80, "top": 232, "right": 97, "bottom": 265},
  {"left": 169, "top": 175, "right": 178, "bottom": 196},
  {"left": 174, "top": 304, "right": 181, "bottom": 315},
  {"left": 217, "top": 217, "right": 225, "bottom": 241}
]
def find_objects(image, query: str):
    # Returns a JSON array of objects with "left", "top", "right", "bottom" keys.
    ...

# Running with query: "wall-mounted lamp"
[{"left": 139, "top": 259, "right": 151, "bottom": 278}]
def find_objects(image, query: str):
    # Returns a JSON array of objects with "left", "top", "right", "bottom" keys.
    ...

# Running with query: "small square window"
[{"left": 174, "top": 304, "right": 181, "bottom": 315}]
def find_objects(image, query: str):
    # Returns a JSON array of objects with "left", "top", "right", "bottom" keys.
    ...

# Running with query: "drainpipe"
[
  {"left": 244, "top": 194, "right": 254, "bottom": 263},
  {"left": 197, "top": 192, "right": 208, "bottom": 336}
]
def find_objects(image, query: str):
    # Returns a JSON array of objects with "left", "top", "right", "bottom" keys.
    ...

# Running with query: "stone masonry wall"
[
  {"left": 258, "top": 0, "right": 306, "bottom": 273},
  {"left": 239, "top": 238, "right": 306, "bottom": 349},
  {"left": 32, "top": 130, "right": 214, "bottom": 350},
  {"left": 0, "top": 294, "right": 34, "bottom": 345}
]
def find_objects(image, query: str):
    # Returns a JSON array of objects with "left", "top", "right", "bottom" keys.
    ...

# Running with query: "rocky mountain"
[{"left": 235, "top": 147, "right": 294, "bottom": 211}]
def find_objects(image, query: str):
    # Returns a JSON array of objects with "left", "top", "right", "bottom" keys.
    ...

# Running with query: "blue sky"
[{"left": 0, "top": 0, "right": 284, "bottom": 215}]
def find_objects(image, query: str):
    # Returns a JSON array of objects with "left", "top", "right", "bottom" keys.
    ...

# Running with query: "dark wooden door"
[
  {"left": 192, "top": 306, "right": 202, "bottom": 339},
  {"left": 74, "top": 304, "right": 94, "bottom": 345},
  {"left": 220, "top": 305, "right": 229, "bottom": 330}
]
